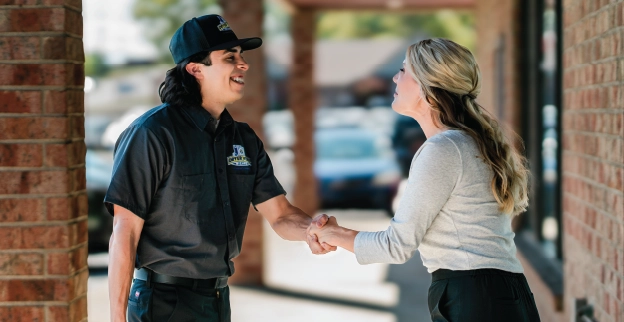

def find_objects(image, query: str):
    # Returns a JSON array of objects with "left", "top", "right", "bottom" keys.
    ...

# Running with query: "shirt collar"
[{"left": 182, "top": 105, "right": 234, "bottom": 131}]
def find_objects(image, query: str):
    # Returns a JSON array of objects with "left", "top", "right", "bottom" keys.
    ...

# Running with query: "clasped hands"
[{"left": 305, "top": 214, "right": 341, "bottom": 255}]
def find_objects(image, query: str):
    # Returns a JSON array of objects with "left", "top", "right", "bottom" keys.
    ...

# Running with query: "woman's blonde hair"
[{"left": 406, "top": 38, "right": 529, "bottom": 215}]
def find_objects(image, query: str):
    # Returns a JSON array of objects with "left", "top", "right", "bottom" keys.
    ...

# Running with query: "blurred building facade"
[{"left": 0, "top": 1, "right": 622, "bottom": 322}]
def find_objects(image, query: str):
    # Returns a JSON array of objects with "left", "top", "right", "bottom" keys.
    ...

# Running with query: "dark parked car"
[
  {"left": 392, "top": 115, "right": 426, "bottom": 177},
  {"left": 86, "top": 149, "right": 114, "bottom": 252},
  {"left": 315, "top": 128, "right": 401, "bottom": 214}
]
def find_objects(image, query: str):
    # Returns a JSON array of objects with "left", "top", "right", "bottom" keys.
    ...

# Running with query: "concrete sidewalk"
[{"left": 87, "top": 210, "right": 432, "bottom": 322}]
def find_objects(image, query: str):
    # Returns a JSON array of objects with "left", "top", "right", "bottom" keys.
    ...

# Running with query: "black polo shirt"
[{"left": 104, "top": 104, "right": 285, "bottom": 279}]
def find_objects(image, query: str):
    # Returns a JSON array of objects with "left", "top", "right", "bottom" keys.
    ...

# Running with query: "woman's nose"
[{"left": 392, "top": 73, "right": 398, "bottom": 83}]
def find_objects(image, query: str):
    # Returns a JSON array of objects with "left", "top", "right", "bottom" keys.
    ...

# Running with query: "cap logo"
[{"left": 217, "top": 16, "right": 232, "bottom": 32}]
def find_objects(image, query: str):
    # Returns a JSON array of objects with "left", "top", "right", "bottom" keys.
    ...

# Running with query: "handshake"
[{"left": 305, "top": 214, "right": 353, "bottom": 255}]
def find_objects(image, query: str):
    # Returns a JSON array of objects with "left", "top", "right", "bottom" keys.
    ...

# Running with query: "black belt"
[
  {"left": 432, "top": 268, "right": 523, "bottom": 282},
  {"left": 134, "top": 268, "right": 228, "bottom": 289}
]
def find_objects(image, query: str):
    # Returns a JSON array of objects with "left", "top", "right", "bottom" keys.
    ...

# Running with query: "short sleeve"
[
  {"left": 104, "top": 125, "right": 168, "bottom": 219},
  {"left": 250, "top": 135, "right": 286, "bottom": 206}
]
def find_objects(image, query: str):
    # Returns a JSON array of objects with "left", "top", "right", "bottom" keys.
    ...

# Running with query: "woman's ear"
[{"left": 185, "top": 63, "right": 203, "bottom": 80}]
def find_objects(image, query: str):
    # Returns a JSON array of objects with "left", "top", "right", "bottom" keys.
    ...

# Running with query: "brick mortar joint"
[
  {"left": 0, "top": 191, "right": 87, "bottom": 199},
  {"left": 0, "top": 60, "right": 85, "bottom": 64},
  {"left": 0, "top": 301, "right": 77, "bottom": 306},
  {"left": 0, "top": 32, "right": 82, "bottom": 38},
  {"left": 563, "top": 212, "right": 624, "bottom": 248},
  {"left": 0, "top": 217, "right": 88, "bottom": 227},
  {"left": 562, "top": 171, "right": 624, "bottom": 193},
  {"left": 0, "top": 113, "right": 85, "bottom": 117},
  {"left": 0, "top": 242, "right": 88, "bottom": 255},
  {"left": 0, "top": 166, "right": 86, "bottom": 171},
  {"left": 0, "top": 272, "right": 87, "bottom": 280},
  {"left": 562, "top": 6, "right": 624, "bottom": 31},
  {"left": 561, "top": 62, "right": 621, "bottom": 72},
  {"left": 0, "top": 140, "right": 84, "bottom": 145},
  {"left": 561, "top": 130, "right": 624, "bottom": 140},
  {"left": 0, "top": 87, "right": 84, "bottom": 92},
  {"left": 0, "top": 4, "right": 80, "bottom": 10},
  {"left": 562, "top": 194, "right": 624, "bottom": 224},
  {"left": 562, "top": 62, "right": 622, "bottom": 72},
  {"left": 562, "top": 39, "right": 624, "bottom": 54},
  {"left": 561, "top": 109, "right": 624, "bottom": 114}
]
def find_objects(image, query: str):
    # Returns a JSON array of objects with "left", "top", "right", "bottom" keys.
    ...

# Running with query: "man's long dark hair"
[{"left": 159, "top": 51, "right": 211, "bottom": 107}]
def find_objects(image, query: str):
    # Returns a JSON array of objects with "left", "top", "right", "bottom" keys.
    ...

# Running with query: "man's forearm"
[
  {"left": 271, "top": 207, "right": 311, "bottom": 241},
  {"left": 108, "top": 231, "right": 137, "bottom": 321}
]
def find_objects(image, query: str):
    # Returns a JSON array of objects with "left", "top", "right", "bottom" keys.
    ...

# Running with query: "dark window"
[{"left": 520, "top": 0, "right": 563, "bottom": 260}]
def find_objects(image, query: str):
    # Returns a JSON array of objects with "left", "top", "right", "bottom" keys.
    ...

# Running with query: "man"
[{"left": 104, "top": 15, "right": 333, "bottom": 322}]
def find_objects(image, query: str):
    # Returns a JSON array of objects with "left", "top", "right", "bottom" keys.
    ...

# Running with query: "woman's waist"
[{"left": 418, "top": 243, "right": 523, "bottom": 274}]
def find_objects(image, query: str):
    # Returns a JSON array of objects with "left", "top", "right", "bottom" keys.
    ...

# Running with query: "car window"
[{"left": 316, "top": 135, "right": 379, "bottom": 159}]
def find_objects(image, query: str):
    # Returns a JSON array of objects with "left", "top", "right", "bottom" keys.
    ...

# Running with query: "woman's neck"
[
  {"left": 421, "top": 121, "right": 447, "bottom": 139},
  {"left": 409, "top": 110, "right": 447, "bottom": 139}
]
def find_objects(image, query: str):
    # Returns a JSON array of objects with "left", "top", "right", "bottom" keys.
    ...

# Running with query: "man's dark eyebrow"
[{"left": 224, "top": 48, "right": 240, "bottom": 54}]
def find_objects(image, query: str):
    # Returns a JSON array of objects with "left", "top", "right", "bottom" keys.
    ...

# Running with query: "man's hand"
[
  {"left": 306, "top": 214, "right": 337, "bottom": 254},
  {"left": 255, "top": 196, "right": 336, "bottom": 255},
  {"left": 309, "top": 215, "right": 357, "bottom": 253}
]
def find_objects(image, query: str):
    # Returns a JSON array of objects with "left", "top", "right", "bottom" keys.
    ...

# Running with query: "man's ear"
[{"left": 185, "top": 63, "right": 203, "bottom": 80}]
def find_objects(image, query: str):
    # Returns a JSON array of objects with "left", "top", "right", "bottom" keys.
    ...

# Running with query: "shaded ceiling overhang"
[{"left": 285, "top": 0, "right": 474, "bottom": 10}]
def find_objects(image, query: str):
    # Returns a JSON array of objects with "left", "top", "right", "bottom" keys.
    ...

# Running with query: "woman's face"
[{"left": 391, "top": 61, "right": 425, "bottom": 117}]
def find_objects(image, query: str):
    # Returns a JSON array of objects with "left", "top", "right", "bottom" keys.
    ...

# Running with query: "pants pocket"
[
  {"left": 127, "top": 280, "right": 153, "bottom": 322},
  {"left": 428, "top": 280, "right": 450, "bottom": 322},
  {"left": 164, "top": 287, "right": 221, "bottom": 322}
]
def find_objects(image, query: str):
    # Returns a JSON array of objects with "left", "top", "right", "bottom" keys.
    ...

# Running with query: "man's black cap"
[{"left": 169, "top": 14, "right": 262, "bottom": 64}]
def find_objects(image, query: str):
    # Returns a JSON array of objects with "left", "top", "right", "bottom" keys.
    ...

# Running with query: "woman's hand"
[
  {"left": 308, "top": 215, "right": 359, "bottom": 253},
  {"left": 313, "top": 216, "right": 340, "bottom": 247}
]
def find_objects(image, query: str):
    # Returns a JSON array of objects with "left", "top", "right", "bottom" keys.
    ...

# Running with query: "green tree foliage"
[
  {"left": 317, "top": 10, "right": 475, "bottom": 51},
  {"left": 85, "top": 53, "right": 110, "bottom": 77},
  {"left": 133, "top": 0, "right": 219, "bottom": 62}
]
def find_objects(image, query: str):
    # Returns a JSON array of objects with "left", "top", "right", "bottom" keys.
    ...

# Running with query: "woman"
[{"left": 310, "top": 38, "right": 541, "bottom": 322}]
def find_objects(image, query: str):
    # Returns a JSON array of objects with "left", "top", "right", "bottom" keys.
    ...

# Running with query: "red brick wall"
[
  {"left": 0, "top": 1, "right": 88, "bottom": 321},
  {"left": 562, "top": 0, "right": 624, "bottom": 321}
]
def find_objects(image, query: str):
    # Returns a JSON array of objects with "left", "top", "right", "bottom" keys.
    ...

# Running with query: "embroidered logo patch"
[
  {"left": 227, "top": 145, "right": 251, "bottom": 167},
  {"left": 217, "top": 16, "right": 232, "bottom": 32},
  {"left": 135, "top": 291, "right": 140, "bottom": 298}
]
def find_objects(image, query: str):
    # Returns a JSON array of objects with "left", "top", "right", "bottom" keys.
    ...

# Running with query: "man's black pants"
[
  {"left": 428, "top": 268, "right": 541, "bottom": 322},
  {"left": 127, "top": 279, "right": 231, "bottom": 322}
]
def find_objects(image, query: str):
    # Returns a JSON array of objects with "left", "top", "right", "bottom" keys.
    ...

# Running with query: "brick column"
[
  {"left": 289, "top": 7, "right": 318, "bottom": 217},
  {"left": 220, "top": 0, "right": 266, "bottom": 285},
  {"left": 561, "top": 1, "right": 623, "bottom": 321},
  {"left": 0, "top": 1, "right": 88, "bottom": 321}
]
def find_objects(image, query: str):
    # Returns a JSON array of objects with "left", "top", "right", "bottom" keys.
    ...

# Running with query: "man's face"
[{"left": 193, "top": 46, "right": 249, "bottom": 106}]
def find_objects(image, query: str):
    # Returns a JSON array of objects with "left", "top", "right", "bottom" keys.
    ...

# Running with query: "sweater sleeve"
[{"left": 354, "top": 135, "right": 462, "bottom": 264}]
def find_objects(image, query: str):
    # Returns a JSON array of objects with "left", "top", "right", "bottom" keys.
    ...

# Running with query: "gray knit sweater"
[{"left": 354, "top": 130, "right": 524, "bottom": 273}]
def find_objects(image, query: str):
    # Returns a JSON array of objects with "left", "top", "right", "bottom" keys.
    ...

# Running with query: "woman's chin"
[{"left": 391, "top": 101, "right": 403, "bottom": 114}]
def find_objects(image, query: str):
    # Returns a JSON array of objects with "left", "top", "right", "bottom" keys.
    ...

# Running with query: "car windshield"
[{"left": 316, "top": 133, "right": 380, "bottom": 160}]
